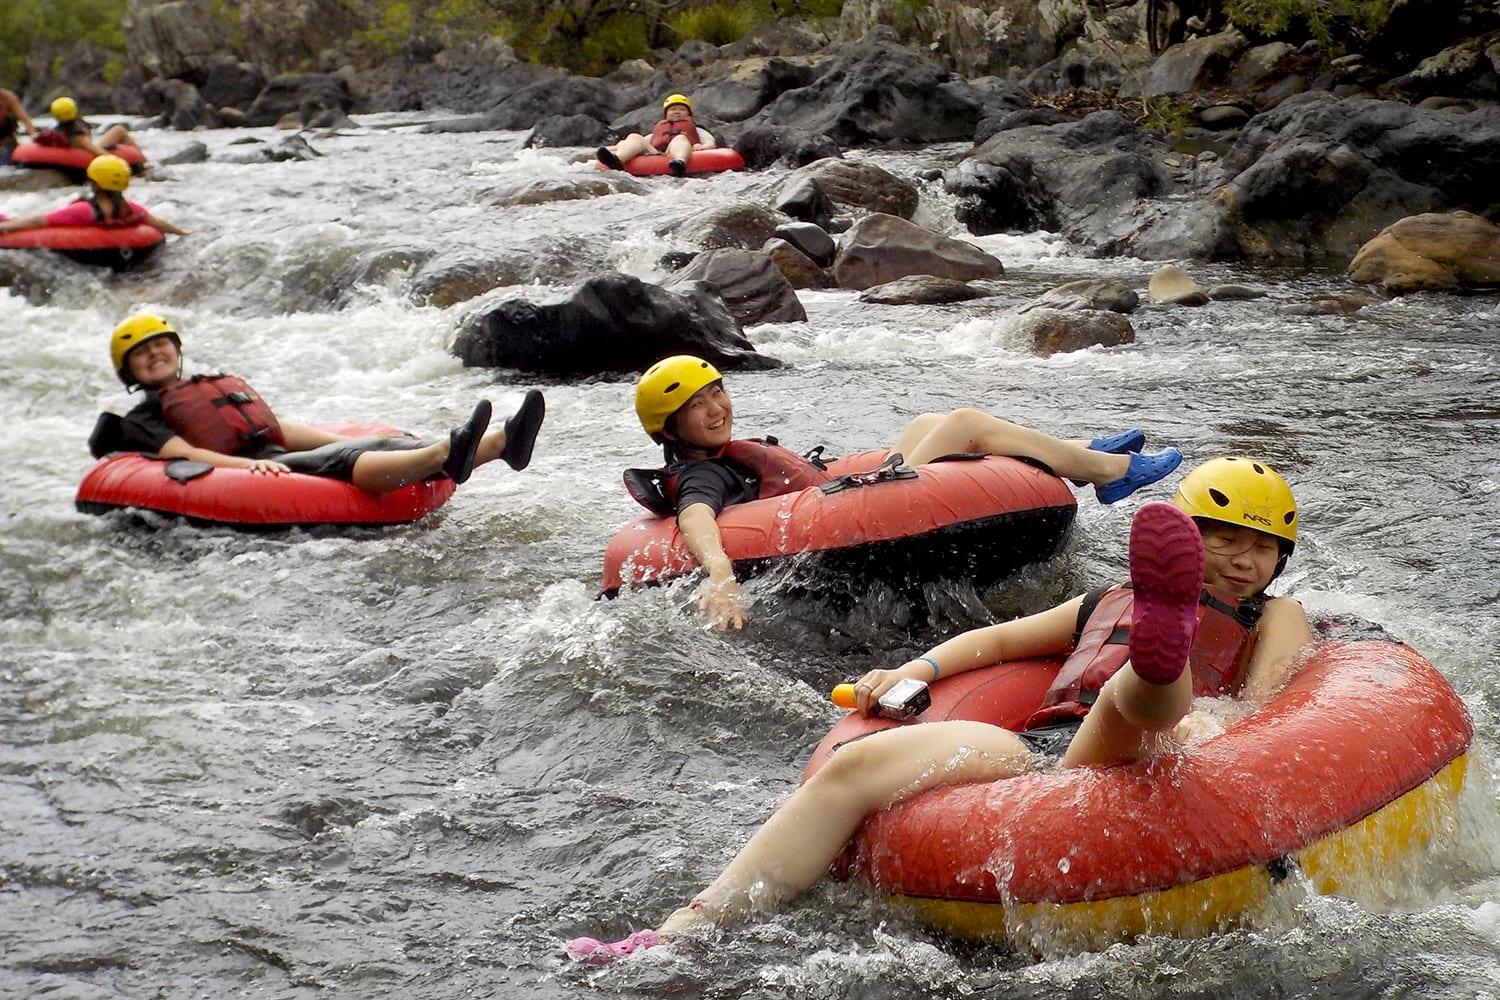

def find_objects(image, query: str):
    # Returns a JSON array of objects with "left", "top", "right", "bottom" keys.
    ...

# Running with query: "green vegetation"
[
  {"left": 0, "top": 0, "right": 128, "bottom": 90},
  {"left": 1224, "top": 0, "right": 1392, "bottom": 48},
  {"left": 667, "top": 4, "right": 757, "bottom": 48}
]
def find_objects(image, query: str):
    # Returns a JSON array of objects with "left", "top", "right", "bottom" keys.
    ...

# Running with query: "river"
[{"left": 1, "top": 115, "right": 1497, "bottom": 998}]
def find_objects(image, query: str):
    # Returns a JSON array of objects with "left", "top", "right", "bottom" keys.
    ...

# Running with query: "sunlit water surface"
[{"left": 1, "top": 116, "right": 1498, "bottom": 998}]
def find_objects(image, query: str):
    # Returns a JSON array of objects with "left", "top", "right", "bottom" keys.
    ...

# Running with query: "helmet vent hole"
[
  {"left": 1252, "top": 463, "right": 1265, "bottom": 474},
  {"left": 1208, "top": 487, "right": 1231, "bottom": 508},
  {"left": 1284, "top": 512, "right": 1296, "bottom": 525},
  {"left": 663, "top": 381, "right": 681, "bottom": 394}
]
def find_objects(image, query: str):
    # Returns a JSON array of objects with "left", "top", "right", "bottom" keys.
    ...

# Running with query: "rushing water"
[{"left": 1, "top": 115, "right": 1498, "bottom": 999}]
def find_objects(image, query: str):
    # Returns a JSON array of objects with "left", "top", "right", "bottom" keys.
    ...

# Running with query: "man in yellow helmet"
[
  {"left": 0, "top": 153, "right": 189, "bottom": 236},
  {"left": 36, "top": 95, "right": 146, "bottom": 161},
  {"left": 596, "top": 93, "right": 716, "bottom": 177},
  {"left": 92, "top": 314, "right": 548, "bottom": 492},
  {"left": 626, "top": 355, "right": 1183, "bottom": 630}
]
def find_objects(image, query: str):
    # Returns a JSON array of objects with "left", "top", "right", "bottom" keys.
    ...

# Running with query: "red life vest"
[
  {"left": 651, "top": 117, "right": 700, "bottom": 149},
  {"left": 83, "top": 195, "right": 146, "bottom": 229},
  {"left": 32, "top": 128, "right": 70, "bottom": 148},
  {"left": 156, "top": 374, "right": 286, "bottom": 456},
  {"left": 624, "top": 437, "right": 835, "bottom": 517},
  {"left": 1023, "top": 584, "right": 1264, "bottom": 729}
]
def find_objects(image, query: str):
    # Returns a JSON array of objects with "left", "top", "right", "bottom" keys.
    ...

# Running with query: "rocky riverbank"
[{"left": 11, "top": 0, "right": 1500, "bottom": 281}]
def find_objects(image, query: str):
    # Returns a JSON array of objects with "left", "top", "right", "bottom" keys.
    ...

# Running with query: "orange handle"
[{"left": 831, "top": 683, "right": 857, "bottom": 709}]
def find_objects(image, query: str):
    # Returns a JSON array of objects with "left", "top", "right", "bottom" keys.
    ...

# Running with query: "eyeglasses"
[{"left": 1200, "top": 524, "right": 1276, "bottom": 557}]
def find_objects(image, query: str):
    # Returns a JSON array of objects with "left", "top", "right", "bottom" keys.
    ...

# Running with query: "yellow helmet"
[
  {"left": 662, "top": 93, "right": 692, "bottom": 113},
  {"left": 111, "top": 313, "right": 181, "bottom": 385},
  {"left": 635, "top": 355, "right": 722, "bottom": 438},
  {"left": 51, "top": 96, "right": 79, "bottom": 122},
  {"left": 1173, "top": 457, "right": 1297, "bottom": 548},
  {"left": 86, "top": 154, "right": 132, "bottom": 192}
]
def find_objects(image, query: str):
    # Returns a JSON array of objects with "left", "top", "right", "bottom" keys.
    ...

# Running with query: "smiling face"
[
  {"left": 125, "top": 334, "right": 184, "bottom": 390},
  {"left": 1199, "top": 522, "right": 1284, "bottom": 597},
  {"left": 664, "top": 381, "right": 732, "bottom": 453},
  {"left": 664, "top": 103, "right": 691, "bottom": 121}
]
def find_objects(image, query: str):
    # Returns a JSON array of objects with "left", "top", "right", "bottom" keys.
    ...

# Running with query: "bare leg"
[
  {"left": 1061, "top": 664, "right": 1192, "bottom": 767},
  {"left": 657, "top": 720, "right": 1033, "bottom": 935},
  {"left": 610, "top": 133, "right": 655, "bottom": 164},
  {"left": 887, "top": 409, "right": 1131, "bottom": 485},
  {"left": 348, "top": 425, "right": 508, "bottom": 493},
  {"left": 665, "top": 133, "right": 693, "bottom": 166},
  {"left": 97, "top": 124, "right": 137, "bottom": 149}
]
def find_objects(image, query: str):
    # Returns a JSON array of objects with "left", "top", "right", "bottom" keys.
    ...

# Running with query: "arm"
[
  {"left": 0, "top": 214, "right": 51, "bottom": 234},
  {"left": 849, "top": 596, "right": 1086, "bottom": 713},
  {"left": 5, "top": 92, "right": 33, "bottom": 134},
  {"left": 1237, "top": 596, "right": 1313, "bottom": 704},
  {"left": 72, "top": 134, "right": 106, "bottom": 155},
  {"left": 693, "top": 127, "right": 716, "bottom": 151},
  {"left": 142, "top": 210, "right": 192, "bottom": 236},
  {"left": 155, "top": 435, "right": 292, "bottom": 475},
  {"left": 677, "top": 501, "right": 745, "bottom": 631}
]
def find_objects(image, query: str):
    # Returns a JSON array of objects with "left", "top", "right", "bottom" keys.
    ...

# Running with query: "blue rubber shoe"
[
  {"left": 1091, "top": 429, "right": 1145, "bottom": 455},
  {"left": 1070, "top": 428, "right": 1147, "bottom": 484},
  {"left": 1095, "top": 447, "right": 1183, "bottom": 504}
]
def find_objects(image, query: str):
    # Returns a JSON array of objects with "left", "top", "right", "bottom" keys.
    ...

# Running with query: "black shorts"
[
  {"left": 261, "top": 435, "right": 428, "bottom": 482},
  {"left": 1015, "top": 719, "right": 1084, "bottom": 760}
]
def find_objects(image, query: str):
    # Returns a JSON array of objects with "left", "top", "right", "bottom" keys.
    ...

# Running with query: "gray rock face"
[
  {"left": 451, "top": 272, "right": 779, "bottom": 375},
  {"left": 833, "top": 213, "right": 1004, "bottom": 290},
  {"left": 665, "top": 248, "right": 808, "bottom": 326},
  {"left": 747, "top": 28, "right": 982, "bottom": 146}
]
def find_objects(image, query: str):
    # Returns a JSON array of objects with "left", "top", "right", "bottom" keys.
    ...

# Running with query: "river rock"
[
  {"left": 858, "top": 276, "right": 995, "bottom": 305},
  {"left": 451, "top": 272, "right": 779, "bottom": 375},
  {"left": 1196, "top": 94, "right": 1500, "bottom": 263},
  {"left": 1139, "top": 29, "right": 1249, "bottom": 96},
  {"left": 1347, "top": 211, "right": 1500, "bottom": 294},
  {"left": 1148, "top": 265, "right": 1210, "bottom": 305},
  {"left": 690, "top": 57, "right": 820, "bottom": 122},
  {"left": 832, "top": 213, "right": 1004, "bottom": 290},
  {"left": 785, "top": 158, "right": 920, "bottom": 219},
  {"left": 747, "top": 27, "right": 982, "bottom": 145},
  {"left": 487, "top": 175, "right": 636, "bottom": 207},
  {"left": 774, "top": 177, "right": 837, "bottom": 230},
  {"left": 773, "top": 222, "right": 837, "bottom": 266},
  {"left": 1205, "top": 283, "right": 1268, "bottom": 300},
  {"left": 201, "top": 59, "right": 268, "bottom": 111},
  {"left": 674, "top": 204, "right": 790, "bottom": 251},
  {"left": 1015, "top": 309, "right": 1136, "bottom": 356},
  {"left": 947, "top": 111, "right": 1173, "bottom": 244},
  {"left": 1019, "top": 278, "right": 1139, "bottom": 314},
  {"left": 734, "top": 124, "right": 844, "bottom": 169},
  {"left": 218, "top": 134, "right": 322, "bottom": 164},
  {"left": 526, "top": 113, "right": 610, "bottom": 148},
  {"left": 665, "top": 248, "right": 807, "bottom": 326},
  {"left": 243, "top": 73, "right": 353, "bottom": 127},
  {"left": 763, "top": 238, "right": 833, "bottom": 289},
  {"left": 159, "top": 141, "right": 209, "bottom": 166},
  {"left": 483, "top": 76, "right": 626, "bottom": 131}
]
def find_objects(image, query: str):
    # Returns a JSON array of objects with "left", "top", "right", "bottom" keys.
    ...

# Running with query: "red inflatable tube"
[
  {"left": 9, "top": 142, "right": 146, "bottom": 173},
  {"left": 75, "top": 424, "right": 458, "bottom": 527},
  {"left": 594, "top": 147, "right": 746, "bottom": 175},
  {"left": 601, "top": 453, "right": 1077, "bottom": 595},
  {"left": 804, "top": 641, "right": 1472, "bottom": 945}
]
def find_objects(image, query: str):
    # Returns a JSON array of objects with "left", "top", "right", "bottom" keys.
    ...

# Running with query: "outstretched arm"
[
  {"left": 0, "top": 214, "right": 50, "bottom": 234},
  {"left": 142, "top": 210, "right": 192, "bottom": 236},
  {"left": 677, "top": 501, "right": 746, "bottom": 630}
]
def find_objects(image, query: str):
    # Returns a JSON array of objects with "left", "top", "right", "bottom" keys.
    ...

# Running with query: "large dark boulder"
[
  {"left": 664, "top": 248, "right": 807, "bottom": 326},
  {"left": 947, "top": 111, "right": 1174, "bottom": 244},
  {"left": 783, "top": 158, "right": 920, "bottom": 219},
  {"left": 746, "top": 27, "right": 982, "bottom": 146},
  {"left": 691, "top": 57, "right": 821, "bottom": 122},
  {"left": 243, "top": 74, "right": 353, "bottom": 127},
  {"left": 201, "top": 59, "right": 268, "bottom": 111},
  {"left": 734, "top": 124, "right": 843, "bottom": 169},
  {"left": 451, "top": 273, "right": 780, "bottom": 375},
  {"left": 483, "top": 76, "right": 628, "bottom": 131},
  {"left": 141, "top": 78, "right": 219, "bottom": 130},
  {"left": 1204, "top": 94, "right": 1500, "bottom": 262},
  {"left": 832, "top": 213, "right": 1004, "bottom": 290}
]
